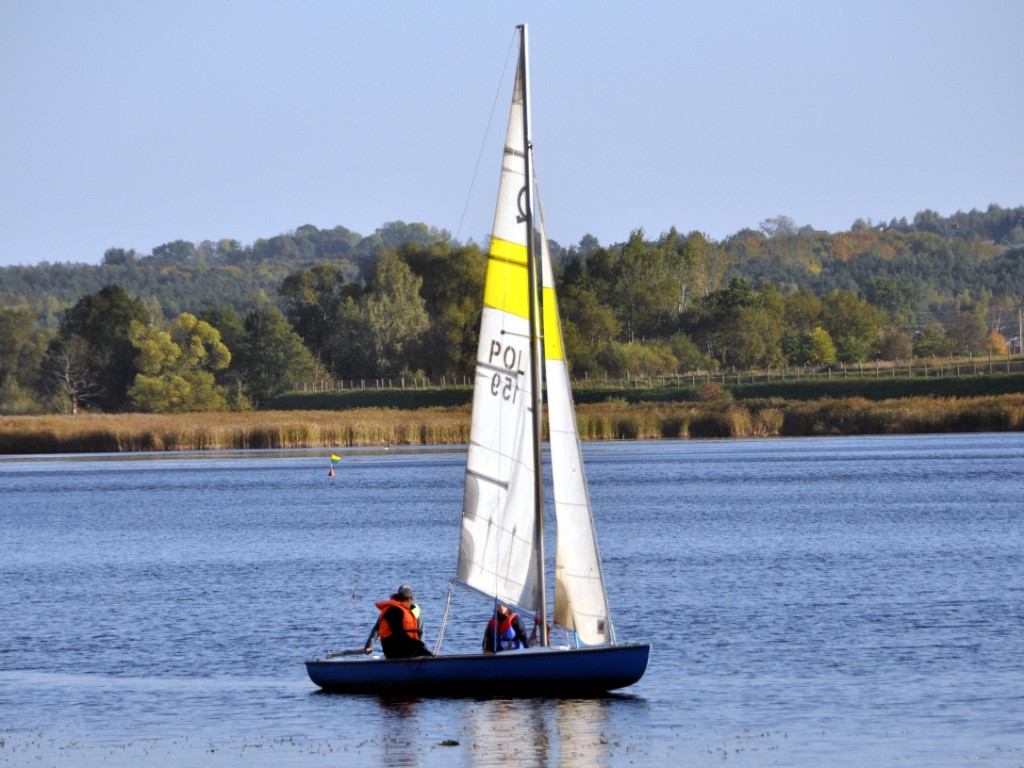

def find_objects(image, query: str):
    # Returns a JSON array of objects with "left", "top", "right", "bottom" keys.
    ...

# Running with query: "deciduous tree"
[
  {"left": 278, "top": 263, "right": 355, "bottom": 369},
  {"left": 233, "top": 306, "right": 316, "bottom": 406},
  {"left": 821, "top": 291, "right": 885, "bottom": 364},
  {"left": 334, "top": 251, "right": 429, "bottom": 377},
  {"left": 398, "top": 242, "right": 485, "bottom": 377},
  {"left": 948, "top": 311, "right": 989, "bottom": 354},
  {"left": 40, "top": 335, "right": 101, "bottom": 414},
  {"left": 558, "top": 285, "right": 620, "bottom": 377},
  {"left": 610, "top": 229, "right": 683, "bottom": 342},
  {"left": 127, "top": 313, "right": 231, "bottom": 412},
  {"left": 984, "top": 329, "right": 1008, "bottom": 355},
  {"left": 0, "top": 307, "right": 50, "bottom": 396},
  {"left": 46, "top": 284, "right": 149, "bottom": 411}
]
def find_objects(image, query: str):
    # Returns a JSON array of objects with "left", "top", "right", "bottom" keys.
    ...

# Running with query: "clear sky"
[{"left": 2, "top": 1, "right": 1022, "bottom": 267}]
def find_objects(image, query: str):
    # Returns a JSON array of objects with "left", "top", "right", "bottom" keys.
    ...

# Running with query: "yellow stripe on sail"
[
  {"left": 542, "top": 287, "right": 564, "bottom": 361},
  {"left": 483, "top": 237, "right": 530, "bottom": 319}
]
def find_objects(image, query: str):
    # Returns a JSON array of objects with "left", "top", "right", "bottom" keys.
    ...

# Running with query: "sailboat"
[{"left": 305, "top": 24, "right": 650, "bottom": 696}]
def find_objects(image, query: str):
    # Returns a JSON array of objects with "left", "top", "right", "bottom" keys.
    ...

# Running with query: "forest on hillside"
[{"left": 1, "top": 205, "right": 1022, "bottom": 414}]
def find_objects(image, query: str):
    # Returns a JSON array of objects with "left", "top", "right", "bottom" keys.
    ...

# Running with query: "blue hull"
[{"left": 305, "top": 643, "right": 651, "bottom": 696}]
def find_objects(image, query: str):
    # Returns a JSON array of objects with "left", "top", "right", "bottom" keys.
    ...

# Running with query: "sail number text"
[{"left": 488, "top": 339, "right": 525, "bottom": 402}]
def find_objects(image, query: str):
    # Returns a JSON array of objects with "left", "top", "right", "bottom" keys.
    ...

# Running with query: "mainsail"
[{"left": 455, "top": 39, "right": 540, "bottom": 614}]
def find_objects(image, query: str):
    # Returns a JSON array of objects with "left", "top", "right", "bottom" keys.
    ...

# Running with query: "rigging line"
[
  {"left": 311, "top": 603, "right": 356, "bottom": 659},
  {"left": 313, "top": 580, "right": 361, "bottom": 658},
  {"left": 455, "top": 29, "right": 519, "bottom": 243},
  {"left": 351, "top": 578, "right": 360, "bottom": 648}
]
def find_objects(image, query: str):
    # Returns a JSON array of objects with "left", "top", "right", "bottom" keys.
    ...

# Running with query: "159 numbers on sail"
[{"left": 487, "top": 338, "right": 524, "bottom": 402}]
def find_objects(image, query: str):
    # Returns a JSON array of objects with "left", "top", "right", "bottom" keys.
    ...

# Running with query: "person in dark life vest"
[
  {"left": 482, "top": 603, "right": 532, "bottom": 653},
  {"left": 368, "top": 584, "right": 432, "bottom": 659}
]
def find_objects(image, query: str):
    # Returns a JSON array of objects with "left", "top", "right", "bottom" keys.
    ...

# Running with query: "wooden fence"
[{"left": 294, "top": 353, "right": 1024, "bottom": 393}]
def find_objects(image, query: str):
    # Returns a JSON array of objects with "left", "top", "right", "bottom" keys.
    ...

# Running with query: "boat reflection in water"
[{"left": 370, "top": 696, "right": 621, "bottom": 768}]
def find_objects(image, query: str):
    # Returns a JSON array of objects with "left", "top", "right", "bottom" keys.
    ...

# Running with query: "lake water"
[{"left": 2, "top": 433, "right": 1023, "bottom": 767}]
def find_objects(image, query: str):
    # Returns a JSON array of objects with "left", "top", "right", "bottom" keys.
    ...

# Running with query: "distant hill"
[{"left": 2, "top": 205, "right": 1022, "bottom": 329}]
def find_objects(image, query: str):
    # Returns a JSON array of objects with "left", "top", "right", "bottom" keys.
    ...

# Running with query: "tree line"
[{"left": 1, "top": 205, "right": 1022, "bottom": 414}]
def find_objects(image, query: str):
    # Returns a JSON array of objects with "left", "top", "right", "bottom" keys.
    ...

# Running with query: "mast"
[{"left": 519, "top": 23, "right": 549, "bottom": 647}]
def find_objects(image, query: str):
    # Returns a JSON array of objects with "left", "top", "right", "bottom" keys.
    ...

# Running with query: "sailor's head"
[
  {"left": 396, "top": 584, "right": 415, "bottom": 603},
  {"left": 497, "top": 604, "right": 510, "bottom": 616}
]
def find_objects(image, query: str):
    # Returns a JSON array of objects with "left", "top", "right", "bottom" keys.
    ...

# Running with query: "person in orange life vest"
[
  {"left": 370, "top": 584, "right": 432, "bottom": 659},
  {"left": 482, "top": 603, "right": 532, "bottom": 653},
  {"left": 364, "top": 594, "right": 422, "bottom": 653}
]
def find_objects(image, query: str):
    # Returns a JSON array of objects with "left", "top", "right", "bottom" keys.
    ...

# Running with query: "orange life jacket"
[
  {"left": 486, "top": 611, "right": 522, "bottom": 651},
  {"left": 375, "top": 600, "right": 420, "bottom": 641}
]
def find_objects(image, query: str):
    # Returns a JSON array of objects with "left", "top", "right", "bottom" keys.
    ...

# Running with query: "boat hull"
[{"left": 305, "top": 643, "right": 651, "bottom": 696}]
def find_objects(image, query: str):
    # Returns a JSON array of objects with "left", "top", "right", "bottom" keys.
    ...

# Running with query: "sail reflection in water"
[{"left": 457, "top": 698, "right": 615, "bottom": 768}]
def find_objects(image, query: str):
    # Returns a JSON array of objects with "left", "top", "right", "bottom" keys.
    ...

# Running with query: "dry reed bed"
[
  {"left": 574, "top": 395, "right": 1024, "bottom": 439},
  {"left": 1, "top": 394, "right": 1023, "bottom": 454},
  {"left": 0, "top": 408, "right": 472, "bottom": 454}
]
